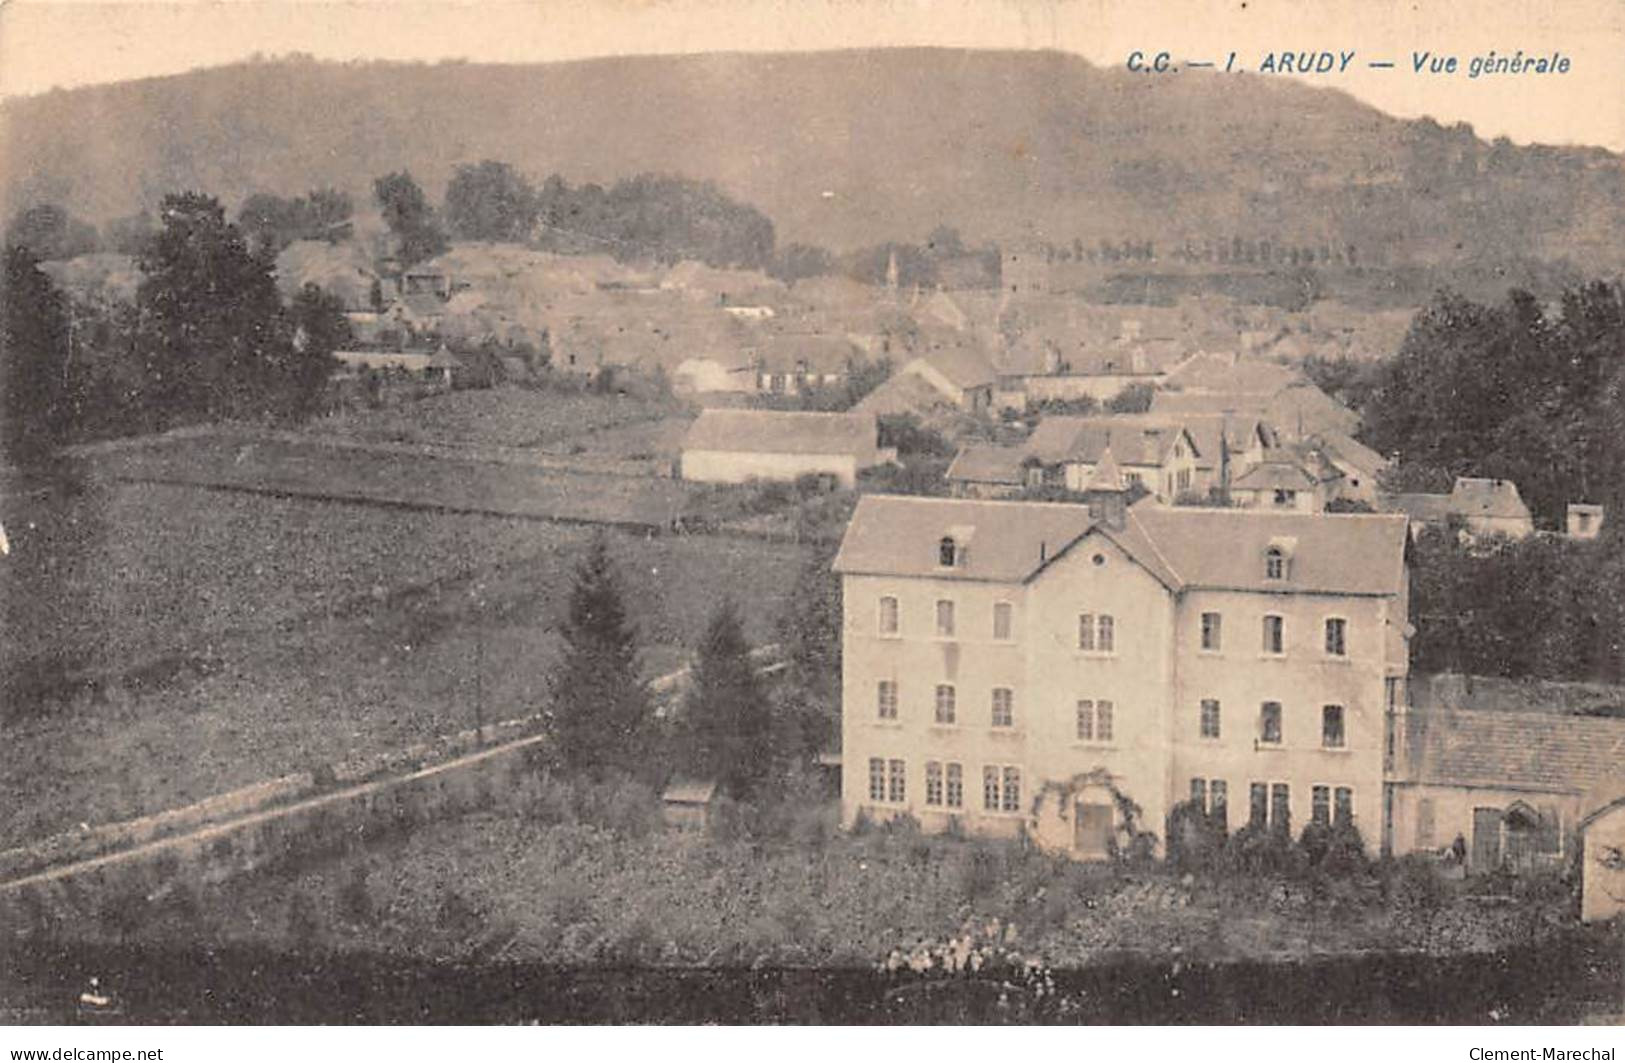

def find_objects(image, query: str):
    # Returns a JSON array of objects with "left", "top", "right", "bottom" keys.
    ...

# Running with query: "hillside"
[{"left": 4, "top": 49, "right": 1624, "bottom": 270}]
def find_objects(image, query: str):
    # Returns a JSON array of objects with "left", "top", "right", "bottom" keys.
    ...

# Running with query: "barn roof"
[
  {"left": 1403, "top": 709, "right": 1625, "bottom": 796},
  {"left": 682, "top": 409, "right": 876, "bottom": 456}
]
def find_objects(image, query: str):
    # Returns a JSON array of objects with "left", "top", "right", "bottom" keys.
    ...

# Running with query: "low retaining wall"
[{"left": 0, "top": 730, "right": 549, "bottom": 930}]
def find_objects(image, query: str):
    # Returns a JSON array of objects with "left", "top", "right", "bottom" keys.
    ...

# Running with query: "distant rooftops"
[{"left": 1392, "top": 477, "right": 1534, "bottom": 524}]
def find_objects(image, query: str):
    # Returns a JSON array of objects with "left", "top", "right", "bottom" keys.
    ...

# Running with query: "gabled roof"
[
  {"left": 1231, "top": 459, "right": 1319, "bottom": 492},
  {"left": 1124, "top": 506, "right": 1409, "bottom": 596},
  {"left": 1448, "top": 478, "right": 1532, "bottom": 520},
  {"left": 945, "top": 444, "right": 1026, "bottom": 486},
  {"left": 1312, "top": 431, "right": 1388, "bottom": 480},
  {"left": 1024, "top": 415, "right": 1195, "bottom": 468},
  {"left": 852, "top": 371, "right": 958, "bottom": 417},
  {"left": 1403, "top": 709, "right": 1625, "bottom": 795},
  {"left": 1167, "top": 354, "right": 1303, "bottom": 394},
  {"left": 1391, "top": 477, "right": 1534, "bottom": 524},
  {"left": 909, "top": 345, "right": 996, "bottom": 390},
  {"left": 834, "top": 496, "right": 1409, "bottom": 597},
  {"left": 682, "top": 409, "right": 877, "bottom": 457},
  {"left": 758, "top": 333, "right": 859, "bottom": 374}
]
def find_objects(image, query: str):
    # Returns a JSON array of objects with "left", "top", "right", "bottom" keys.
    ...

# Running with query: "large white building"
[{"left": 833, "top": 486, "right": 1412, "bottom": 859}]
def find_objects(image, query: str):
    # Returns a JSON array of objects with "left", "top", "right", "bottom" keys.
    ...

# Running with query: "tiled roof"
[
  {"left": 1312, "top": 431, "right": 1387, "bottom": 480},
  {"left": 1231, "top": 460, "right": 1319, "bottom": 492},
  {"left": 853, "top": 371, "right": 957, "bottom": 416},
  {"left": 911, "top": 345, "right": 996, "bottom": 390},
  {"left": 1391, "top": 478, "right": 1533, "bottom": 524},
  {"left": 1167, "top": 354, "right": 1303, "bottom": 394},
  {"left": 1448, "top": 478, "right": 1531, "bottom": 520},
  {"left": 835, "top": 496, "right": 1408, "bottom": 597},
  {"left": 1025, "top": 415, "right": 1194, "bottom": 467},
  {"left": 1124, "top": 506, "right": 1409, "bottom": 596},
  {"left": 758, "top": 333, "right": 859, "bottom": 374},
  {"left": 1403, "top": 709, "right": 1625, "bottom": 795},
  {"left": 682, "top": 409, "right": 877, "bottom": 457},
  {"left": 834, "top": 495, "right": 1097, "bottom": 582},
  {"left": 945, "top": 444, "right": 1025, "bottom": 486}
]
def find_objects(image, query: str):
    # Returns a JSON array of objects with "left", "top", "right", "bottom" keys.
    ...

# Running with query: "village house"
[
  {"left": 1019, "top": 415, "right": 1201, "bottom": 502},
  {"left": 1390, "top": 477, "right": 1536, "bottom": 542},
  {"left": 679, "top": 409, "right": 894, "bottom": 489},
  {"left": 944, "top": 444, "right": 1027, "bottom": 500},
  {"left": 1386, "top": 705, "right": 1625, "bottom": 876},
  {"left": 755, "top": 334, "right": 861, "bottom": 396},
  {"left": 1228, "top": 446, "right": 1344, "bottom": 514},
  {"left": 875, "top": 345, "right": 997, "bottom": 414},
  {"left": 833, "top": 484, "right": 1412, "bottom": 860}
]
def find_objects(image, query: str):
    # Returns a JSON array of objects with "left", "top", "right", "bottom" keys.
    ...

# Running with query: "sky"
[{"left": 1, "top": 0, "right": 1623, "bottom": 151}]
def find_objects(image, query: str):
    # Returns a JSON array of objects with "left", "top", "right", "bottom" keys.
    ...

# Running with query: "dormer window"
[{"left": 939, "top": 537, "right": 958, "bottom": 568}]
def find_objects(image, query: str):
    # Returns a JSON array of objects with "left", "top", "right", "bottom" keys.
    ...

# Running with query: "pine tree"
[
  {"left": 680, "top": 599, "right": 773, "bottom": 798},
  {"left": 551, "top": 534, "right": 650, "bottom": 775}
]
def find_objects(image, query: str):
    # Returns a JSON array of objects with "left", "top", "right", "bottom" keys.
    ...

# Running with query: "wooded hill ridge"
[{"left": 4, "top": 49, "right": 1623, "bottom": 270}]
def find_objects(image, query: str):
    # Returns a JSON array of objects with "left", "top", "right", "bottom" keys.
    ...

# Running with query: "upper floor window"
[
  {"left": 1259, "top": 701, "right": 1283, "bottom": 745},
  {"left": 1322, "top": 704, "right": 1346, "bottom": 748},
  {"left": 1200, "top": 698, "right": 1221, "bottom": 739},
  {"left": 1262, "top": 614, "right": 1285, "bottom": 655},
  {"left": 1078, "top": 613, "right": 1115, "bottom": 652},
  {"left": 1325, "top": 618, "right": 1347, "bottom": 657},
  {"left": 938, "top": 536, "right": 958, "bottom": 568},
  {"left": 1265, "top": 546, "right": 1286, "bottom": 580},
  {"left": 877, "top": 680, "right": 898, "bottom": 721},
  {"left": 991, "top": 688, "right": 1015, "bottom": 729},
  {"left": 992, "top": 601, "right": 1013, "bottom": 641},
  {"left": 935, "top": 599, "right": 955, "bottom": 638},
  {"left": 1076, "top": 699, "right": 1115, "bottom": 742},
  {"left": 1273, "top": 489, "right": 1297, "bottom": 509},
  {"left": 934, "top": 684, "right": 957, "bottom": 725},
  {"left": 1201, "top": 611, "right": 1222, "bottom": 651},
  {"left": 878, "top": 596, "right": 899, "bottom": 636}
]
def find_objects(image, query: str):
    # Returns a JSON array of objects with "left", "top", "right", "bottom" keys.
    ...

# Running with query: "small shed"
[
  {"left": 425, "top": 345, "right": 464, "bottom": 388},
  {"left": 661, "top": 778, "right": 720, "bottom": 831},
  {"left": 1579, "top": 787, "right": 1625, "bottom": 923}
]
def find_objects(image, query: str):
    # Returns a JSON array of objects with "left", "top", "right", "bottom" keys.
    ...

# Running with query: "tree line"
[
  {"left": 2, "top": 192, "right": 350, "bottom": 466},
  {"left": 1301, "top": 279, "right": 1625, "bottom": 685}
]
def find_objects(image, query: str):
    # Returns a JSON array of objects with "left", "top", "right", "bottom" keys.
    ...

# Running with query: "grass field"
[
  {"left": 93, "top": 432, "right": 702, "bottom": 526},
  {"left": 1, "top": 475, "right": 808, "bottom": 849},
  {"left": 306, "top": 386, "right": 684, "bottom": 450}
]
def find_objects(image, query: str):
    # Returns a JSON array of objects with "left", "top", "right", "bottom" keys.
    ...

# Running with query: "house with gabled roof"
[
  {"left": 1020, "top": 415, "right": 1201, "bottom": 502},
  {"left": 887, "top": 345, "right": 997, "bottom": 414},
  {"left": 1390, "top": 477, "right": 1536, "bottom": 542},
  {"left": 834, "top": 486, "right": 1413, "bottom": 860},
  {"left": 679, "top": 409, "right": 893, "bottom": 488}
]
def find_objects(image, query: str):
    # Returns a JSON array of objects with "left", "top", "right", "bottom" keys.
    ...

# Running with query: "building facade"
[{"left": 834, "top": 494, "right": 1411, "bottom": 858}]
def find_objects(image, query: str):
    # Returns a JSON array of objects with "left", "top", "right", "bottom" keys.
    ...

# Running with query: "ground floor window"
[
  {"left": 983, "top": 764, "right": 1022, "bottom": 813},
  {"left": 868, "top": 757, "right": 886, "bottom": 803},
  {"left": 1312, "top": 785, "right": 1331, "bottom": 826},
  {"left": 887, "top": 759, "right": 906, "bottom": 804},
  {"left": 1250, "top": 781, "right": 1292, "bottom": 831},
  {"left": 868, "top": 757, "right": 906, "bottom": 804},
  {"left": 924, "top": 760, "right": 965, "bottom": 809},
  {"left": 1191, "top": 778, "right": 1230, "bottom": 830}
]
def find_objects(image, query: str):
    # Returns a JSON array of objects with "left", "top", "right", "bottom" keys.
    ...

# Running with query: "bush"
[
  {"left": 1389, "top": 852, "right": 1449, "bottom": 911},
  {"left": 1167, "top": 800, "right": 1225, "bottom": 871}
]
